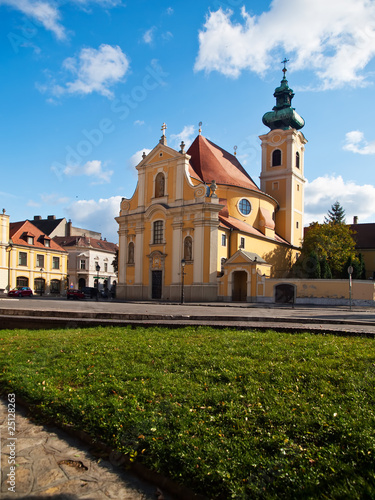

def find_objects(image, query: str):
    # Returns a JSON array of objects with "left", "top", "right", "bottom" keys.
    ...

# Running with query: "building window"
[
  {"left": 18, "top": 252, "right": 27, "bottom": 266},
  {"left": 36, "top": 254, "right": 45, "bottom": 268},
  {"left": 52, "top": 256, "right": 60, "bottom": 269},
  {"left": 16, "top": 276, "right": 28, "bottom": 287},
  {"left": 240, "top": 237, "right": 245, "bottom": 249},
  {"left": 128, "top": 242, "right": 135, "bottom": 264},
  {"left": 153, "top": 220, "right": 163, "bottom": 244},
  {"left": 155, "top": 172, "right": 165, "bottom": 198},
  {"left": 272, "top": 149, "right": 281, "bottom": 167},
  {"left": 104, "top": 263, "right": 108, "bottom": 272},
  {"left": 296, "top": 151, "right": 300, "bottom": 169},
  {"left": 296, "top": 221, "right": 299, "bottom": 229},
  {"left": 50, "top": 279, "right": 60, "bottom": 294},
  {"left": 272, "top": 182, "right": 279, "bottom": 190},
  {"left": 184, "top": 236, "right": 193, "bottom": 261},
  {"left": 44, "top": 239, "right": 50, "bottom": 247},
  {"left": 221, "top": 234, "right": 227, "bottom": 246},
  {"left": 238, "top": 198, "right": 251, "bottom": 216},
  {"left": 297, "top": 184, "right": 300, "bottom": 191},
  {"left": 27, "top": 236, "right": 34, "bottom": 245},
  {"left": 80, "top": 259, "right": 86, "bottom": 270}
]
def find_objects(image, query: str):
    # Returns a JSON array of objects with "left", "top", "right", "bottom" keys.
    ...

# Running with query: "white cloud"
[
  {"left": 0, "top": 0, "right": 66, "bottom": 39},
  {"left": 40, "top": 193, "right": 70, "bottom": 205},
  {"left": 143, "top": 27, "right": 156, "bottom": 45},
  {"left": 170, "top": 125, "right": 196, "bottom": 149},
  {"left": 195, "top": 1, "right": 375, "bottom": 89},
  {"left": 27, "top": 199, "right": 41, "bottom": 207},
  {"left": 166, "top": 7, "right": 173, "bottom": 15},
  {"left": 134, "top": 120, "right": 145, "bottom": 126},
  {"left": 65, "top": 196, "right": 122, "bottom": 242},
  {"left": 128, "top": 149, "right": 152, "bottom": 169},
  {"left": 64, "top": 160, "right": 113, "bottom": 184},
  {"left": 304, "top": 175, "right": 375, "bottom": 225},
  {"left": 0, "top": 0, "right": 123, "bottom": 38},
  {"left": 343, "top": 130, "right": 375, "bottom": 155},
  {"left": 42, "top": 44, "right": 129, "bottom": 98}
]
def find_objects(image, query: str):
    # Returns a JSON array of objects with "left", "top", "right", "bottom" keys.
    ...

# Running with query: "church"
[{"left": 116, "top": 65, "right": 307, "bottom": 302}]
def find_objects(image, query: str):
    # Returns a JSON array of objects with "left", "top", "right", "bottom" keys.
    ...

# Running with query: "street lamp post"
[
  {"left": 181, "top": 259, "right": 186, "bottom": 304},
  {"left": 40, "top": 268, "right": 44, "bottom": 296},
  {"left": 95, "top": 263, "right": 100, "bottom": 301},
  {"left": 348, "top": 265, "right": 354, "bottom": 311}
]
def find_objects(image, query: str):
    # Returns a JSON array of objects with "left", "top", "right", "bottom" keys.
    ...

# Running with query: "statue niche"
[{"left": 155, "top": 172, "right": 165, "bottom": 198}]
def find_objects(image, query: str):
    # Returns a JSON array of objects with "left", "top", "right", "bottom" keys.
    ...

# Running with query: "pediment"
[
  {"left": 225, "top": 249, "right": 265, "bottom": 266},
  {"left": 137, "top": 142, "right": 182, "bottom": 169}
]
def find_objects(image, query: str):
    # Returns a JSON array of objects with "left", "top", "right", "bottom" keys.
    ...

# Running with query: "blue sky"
[{"left": 1, "top": 0, "right": 375, "bottom": 243}]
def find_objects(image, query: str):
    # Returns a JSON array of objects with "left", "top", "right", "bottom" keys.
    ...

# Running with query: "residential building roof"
[
  {"left": 187, "top": 134, "right": 261, "bottom": 192},
  {"left": 10, "top": 221, "right": 67, "bottom": 252},
  {"left": 53, "top": 235, "right": 118, "bottom": 253},
  {"left": 31, "top": 216, "right": 66, "bottom": 236},
  {"left": 350, "top": 223, "right": 375, "bottom": 249}
]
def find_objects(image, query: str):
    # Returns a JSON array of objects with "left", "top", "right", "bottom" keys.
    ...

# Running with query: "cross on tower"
[
  {"left": 161, "top": 122, "right": 167, "bottom": 136},
  {"left": 281, "top": 58, "right": 289, "bottom": 77}
]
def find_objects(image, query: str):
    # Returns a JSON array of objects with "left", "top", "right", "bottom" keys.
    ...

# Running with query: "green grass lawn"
[{"left": 1, "top": 326, "right": 375, "bottom": 499}]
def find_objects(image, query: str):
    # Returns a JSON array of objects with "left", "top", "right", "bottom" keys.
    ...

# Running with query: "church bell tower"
[{"left": 259, "top": 60, "right": 307, "bottom": 248}]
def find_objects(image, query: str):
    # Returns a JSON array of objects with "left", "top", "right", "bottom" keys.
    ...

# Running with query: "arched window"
[
  {"left": 16, "top": 276, "right": 28, "bottom": 287},
  {"left": 272, "top": 149, "right": 281, "bottom": 167},
  {"left": 296, "top": 151, "right": 300, "bottom": 169},
  {"left": 153, "top": 221, "right": 163, "bottom": 244},
  {"left": 50, "top": 279, "right": 61, "bottom": 294},
  {"left": 184, "top": 236, "right": 193, "bottom": 261},
  {"left": 128, "top": 242, "right": 135, "bottom": 264},
  {"left": 155, "top": 172, "right": 165, "bottom": 198}
]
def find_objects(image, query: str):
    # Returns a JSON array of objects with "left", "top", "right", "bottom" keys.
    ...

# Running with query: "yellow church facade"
[{"left": 116, "top": 68, "right": 307, "bottom": 302}]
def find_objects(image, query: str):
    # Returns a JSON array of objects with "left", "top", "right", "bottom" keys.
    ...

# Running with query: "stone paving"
[{"left": 0, "top": 398, "right": 168, "bottom": 500}]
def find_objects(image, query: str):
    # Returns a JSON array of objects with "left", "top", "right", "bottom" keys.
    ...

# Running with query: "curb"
[{"left": 4, "top": 395, "right": 208, "bottom": 500}]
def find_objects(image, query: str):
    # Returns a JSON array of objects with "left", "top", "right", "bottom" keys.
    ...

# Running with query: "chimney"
[
  {"left": 47, "top": 215, "right": 56, "bottom": 220},
  {"left": 353, "top": 216, "right": 358, "bottom": 224},
  {"left": 34, "top": 215, "right": 42, "bottom": 221},
  {"left": 66, "top": 220, "right": 72, "bottom": 236}
]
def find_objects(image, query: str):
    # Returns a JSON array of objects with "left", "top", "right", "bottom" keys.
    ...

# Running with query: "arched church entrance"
[
  {"left": 232, "top": 271, "right": 247, "bottom": 302},
  {"left": 275, "top": 284, "right": 295, "bottom": 304}
]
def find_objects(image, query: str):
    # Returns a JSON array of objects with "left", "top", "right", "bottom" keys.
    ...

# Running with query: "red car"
[
  {"left": 67, "top": 289, "right": 85, "bottom": 300},
  {"left": 8, "top": 287, "right": 33, "bottom": 297}
]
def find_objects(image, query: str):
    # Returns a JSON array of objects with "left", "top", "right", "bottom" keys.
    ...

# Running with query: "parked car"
[
  {"left": 8, "top": 286, "right": 33, "bottom": 297},
  {"left": 81, "top": 287, "right": 99, "bottom": 299},
  {"left": 67, "top": 289, "right": 85, "bottom": 300}
]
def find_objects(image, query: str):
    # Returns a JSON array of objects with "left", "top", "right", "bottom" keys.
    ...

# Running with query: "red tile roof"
[
  {"left": 10, "top": 221, "right": 66, "bottom": 252},
  {"left": 187, "top": 135, "right": 261, "bottom": 192},
  {"left": 53, "top": 235, "right": 118, "bottom": 253},
  {"left": 219, "top": 214, "right": 288, "bottom": 244}
]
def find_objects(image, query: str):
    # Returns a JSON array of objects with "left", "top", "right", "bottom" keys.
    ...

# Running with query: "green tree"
[
  {"left": 112, "top": 249, "right": 118, "bottom": 274},
  {"left": 297, "top": 222, "right": 356, "bottom": 278},
  {"left": 320, "top": 256, "right": 332, "bottom": 279},
  {"left": 324, "top": 201, "right": 346, "bottom": 224}
]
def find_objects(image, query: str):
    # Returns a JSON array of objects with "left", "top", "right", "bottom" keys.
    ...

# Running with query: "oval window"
[{"left": 238, "top": 198, "right": 251, "bottom": 216}]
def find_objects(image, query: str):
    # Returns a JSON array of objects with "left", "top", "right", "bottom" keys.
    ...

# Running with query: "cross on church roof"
[
  {"left": 281, "top": 58, "right": 289, "bottom": 77},
  {"left": 161, "top": 122, "right": 167, "bottom": 136}
]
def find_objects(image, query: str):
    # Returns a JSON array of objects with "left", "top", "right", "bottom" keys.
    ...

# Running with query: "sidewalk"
[{"left": 0, "top": 398, "right": 168, "bottom": 499}]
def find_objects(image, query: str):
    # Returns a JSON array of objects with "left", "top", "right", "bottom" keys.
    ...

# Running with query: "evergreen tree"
[
  {"left": 342, "top": 256, "right": 362, "bottom": 279},
  {"left": 358, "top": 253, "right": 366, "bottom": 280},
  {"left": 324, "top": 201, "right": 346, "bottom": 224},
  {"left": 320, "top": 256, "right": 332, "bottom": 279}
]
